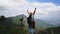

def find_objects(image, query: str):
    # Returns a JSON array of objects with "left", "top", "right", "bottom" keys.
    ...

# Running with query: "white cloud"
[
  {"left": 0, "top": 0, "right": 60, "bottom": 19},
  {"left": 30, "top": 2, "right": 60, "bottom": 18}
]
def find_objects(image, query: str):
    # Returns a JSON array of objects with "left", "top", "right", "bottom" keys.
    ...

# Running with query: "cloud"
[{"left": 0, "top": 0, "right": 60, "bottom": 20}]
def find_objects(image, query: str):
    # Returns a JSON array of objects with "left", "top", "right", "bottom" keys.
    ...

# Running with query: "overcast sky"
[{"left": 0, "top": 0, "right": 60, "bottom": 24}]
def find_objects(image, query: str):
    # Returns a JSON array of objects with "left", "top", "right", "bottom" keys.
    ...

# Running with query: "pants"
[{"left": 28, "top": 27, "right": 35, "bottom": 34}]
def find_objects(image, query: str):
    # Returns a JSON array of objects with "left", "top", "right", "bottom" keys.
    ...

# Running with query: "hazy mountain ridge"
[
  {"left": 9, "top": 14, "right": 57, "bottom": 30},
  {"left": 0, "top": 14, "right": 57, "bottom": 30}
]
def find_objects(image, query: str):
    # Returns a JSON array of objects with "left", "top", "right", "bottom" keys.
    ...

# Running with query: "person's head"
[{"left": 29, "top": 12, "right": 32, "bottom": 16}]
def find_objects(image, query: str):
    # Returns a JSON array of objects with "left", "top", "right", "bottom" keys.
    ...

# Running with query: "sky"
[
  {"left": 28, "top": 0, "right": 60, "bottom": 5},
  {"left": 0, "top": 0, "right": 60, "bottom": 25}
]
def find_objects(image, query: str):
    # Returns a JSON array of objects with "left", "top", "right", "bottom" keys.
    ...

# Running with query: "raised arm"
[{"left": 33, "top": 8, "right": 36, "bottom": 15}]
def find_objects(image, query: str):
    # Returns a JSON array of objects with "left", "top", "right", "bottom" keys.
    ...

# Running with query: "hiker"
[{"left": 27, "top": 8, "right": 36, "bottom": 34}]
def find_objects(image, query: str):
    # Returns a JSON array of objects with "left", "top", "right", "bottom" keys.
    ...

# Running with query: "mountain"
[
  {"left": 0, "top": 15, "right": 59, "bottom": 34},
  {"left": 0, "top": 16, "right": 28, "bottom": 34},
  {"left": 10, "top": 14, "right": 27, "bottom": 25},
  {"left": 35, "top": 19, "right": 57, "bottom": 30},
  {"left": 0, "top": 14, "right": 56, "bottom": 34},
  {"left": 0, "top": 14, "right": 57, "bottom": 30},
  {"left": 9, "top": 14, "right": 57, "bottom": 30},
  {"left": 47, "top": 19, "right": 60, "bottom": 26}
]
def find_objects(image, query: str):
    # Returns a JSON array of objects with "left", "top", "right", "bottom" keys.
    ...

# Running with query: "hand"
[{"left": 33, "top": 8, "right": 37, "bottom": 15}]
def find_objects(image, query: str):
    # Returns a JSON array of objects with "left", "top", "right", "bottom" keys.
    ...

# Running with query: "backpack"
[
  {"left": 27, "top": 16, "right": 31, "bottom": 25},
  {"left": 30, "top": 21, "right": 35, "bottom": 29}
]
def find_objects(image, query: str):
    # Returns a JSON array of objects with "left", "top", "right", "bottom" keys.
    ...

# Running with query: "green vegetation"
[
  {"left": 0, "top": 16, "right": 28, "bottom": 34},
  {"left": 0, "top": 15, "right": 60, "bottom": 34},
  {"left": 45, "top": 27, "right": 60, "bottom": 34}
]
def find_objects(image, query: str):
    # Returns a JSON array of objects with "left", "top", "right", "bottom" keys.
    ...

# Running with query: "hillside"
[
  {"left": 0, "top": 15, "right": 59, "bottom": 34},
  {"left": 35, "top": 19, "right": 57, "bottom": 30},
  {"left": 10, "top": 14, "right": 57, "bottom": 30},
  {"left": 0, "top": 16, "right": 28, "bottom": 34}
]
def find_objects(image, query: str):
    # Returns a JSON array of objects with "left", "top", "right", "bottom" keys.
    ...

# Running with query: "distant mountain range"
[
  {"left": 8, "top": 14, "right": 57, "bottom": 30},
  {"left": 0, "top": 14, "right": 57, "bottom": 30}
]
